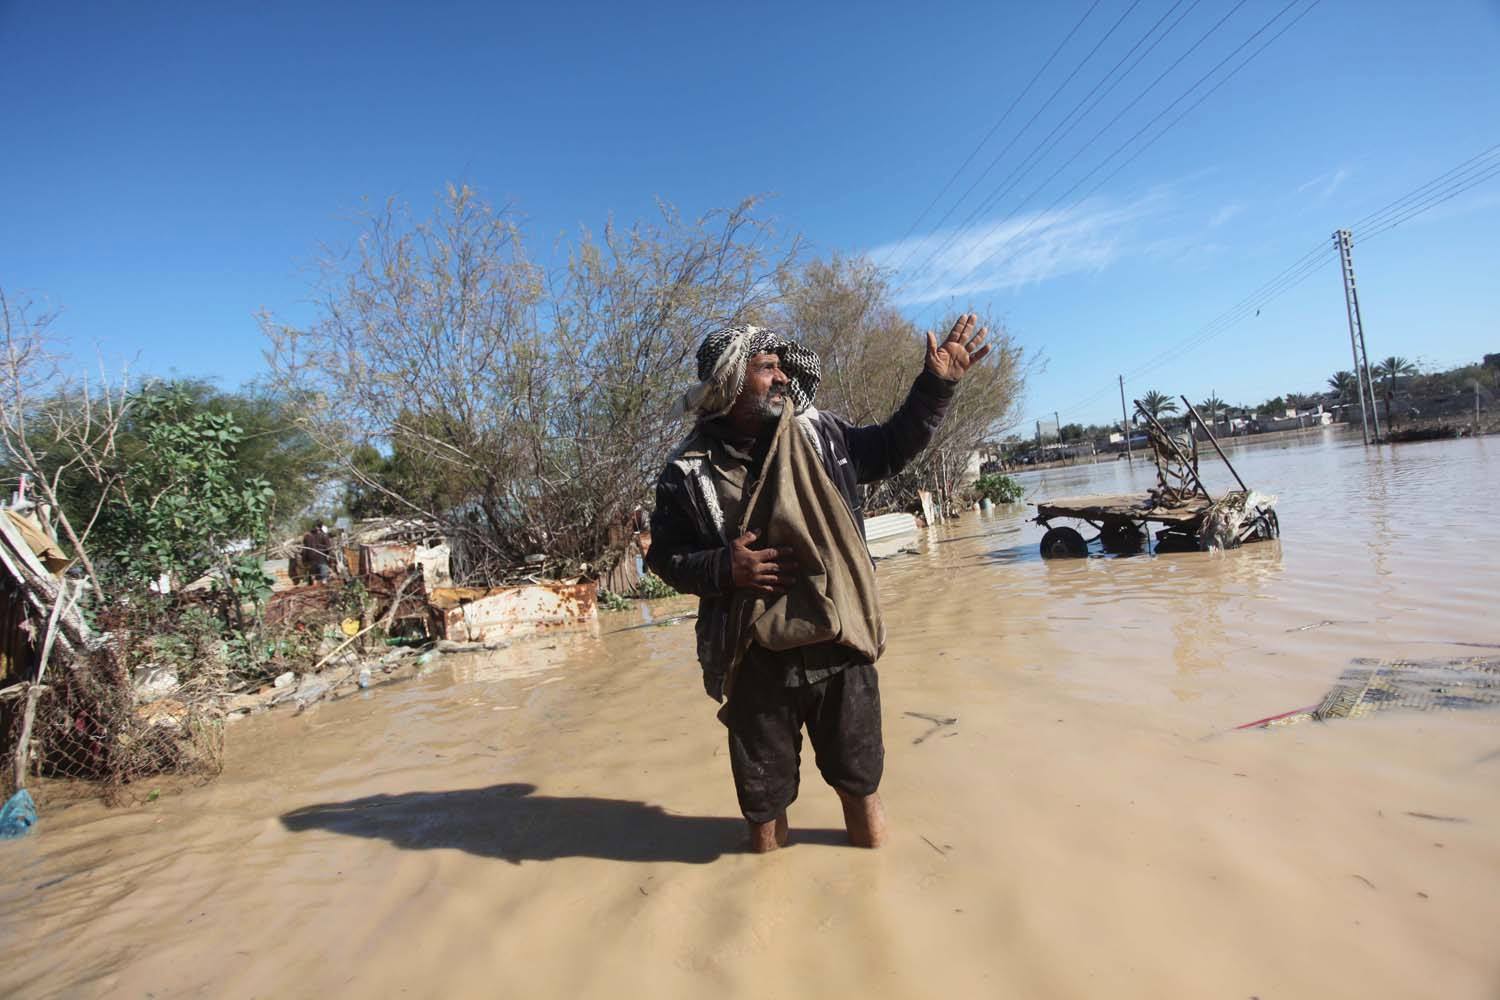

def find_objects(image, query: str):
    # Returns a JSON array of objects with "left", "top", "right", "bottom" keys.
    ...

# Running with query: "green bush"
[
  {"left": 973, "top": 473, "right": 1025, "bottom": 505},
  {"left": 634, "top": 572, "right": 678, "bottom": 600},
  {"left": 599, "top": 590, "right": 631, "bottom": 612}
]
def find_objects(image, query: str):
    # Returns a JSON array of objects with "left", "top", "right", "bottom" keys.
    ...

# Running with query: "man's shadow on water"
[{"left": 280, "top": 783, "right": 847, "bottom": 864}]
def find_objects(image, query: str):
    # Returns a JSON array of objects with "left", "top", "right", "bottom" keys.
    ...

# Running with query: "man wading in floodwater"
[{"left": 646, "top": 316, "right": 990, "bottom": 851}]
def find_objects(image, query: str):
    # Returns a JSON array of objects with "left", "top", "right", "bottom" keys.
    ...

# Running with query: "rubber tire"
[
  {"left": 1099, "top": 522, "right": 1143, "bottom": 554},
  {"left": 1154, "top": 531, "right": 1198, "bottom": 554},
  {"left": 1040, "top": 526, "right": 1089, "bottom": 559}
]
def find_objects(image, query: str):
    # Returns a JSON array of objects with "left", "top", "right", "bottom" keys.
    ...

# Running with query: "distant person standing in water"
[{"left": 646, "top": 316, "right": 990, "bottom": 851}]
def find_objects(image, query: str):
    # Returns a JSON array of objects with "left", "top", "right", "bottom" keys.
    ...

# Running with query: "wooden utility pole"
[{"left": 1119, "top": 375, "right": 1132, "bottom": 465}]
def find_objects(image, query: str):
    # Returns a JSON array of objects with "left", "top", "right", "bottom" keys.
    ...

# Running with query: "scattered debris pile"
[
  {"left": 1199, "top": 490, "right": 1280, "bottom": 551},
  {"left": 3, "top": 513, "right": 600, "bottom": 804},
  {"left": 0, "top": 509, "right": 213, "bottom": 804}
]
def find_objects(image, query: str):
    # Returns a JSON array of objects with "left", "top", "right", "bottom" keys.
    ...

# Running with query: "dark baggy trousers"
[{"left": 724, "top": 657, "right": 884, "bottom": 824}]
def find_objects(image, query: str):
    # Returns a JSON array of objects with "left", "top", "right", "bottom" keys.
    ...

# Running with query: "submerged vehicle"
[{"left": 1034, "top": 396, "right": 1280, "bottom": 558}]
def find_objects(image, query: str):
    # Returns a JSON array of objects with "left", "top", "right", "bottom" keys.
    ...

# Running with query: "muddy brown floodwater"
[{"left": 3, "top": 430, "right": 1498, "bottom": 998}]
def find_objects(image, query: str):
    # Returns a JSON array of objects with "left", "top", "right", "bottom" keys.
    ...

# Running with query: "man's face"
[{"left": 730, "top": 352, "right": 790, "bottom": 429}]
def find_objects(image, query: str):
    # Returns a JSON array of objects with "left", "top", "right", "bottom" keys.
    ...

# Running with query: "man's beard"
[{"left": 748, "top": 389, "right": 787, "bottom": 425}]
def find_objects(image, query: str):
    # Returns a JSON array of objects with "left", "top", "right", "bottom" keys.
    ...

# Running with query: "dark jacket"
[
  {"left": 646, "top": 368, "right": 956, "bottom": 696},
  {"left": 301, "top": 529, "right": 333, "bottom": 567}
]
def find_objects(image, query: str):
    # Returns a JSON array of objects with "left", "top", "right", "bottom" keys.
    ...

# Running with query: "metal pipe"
[
  {"left": 1133, "top": 401, "right": 1212, "bottom": 501},
  {"left": 1181, "top": 396, "right": 1248, "bottom": 492}
]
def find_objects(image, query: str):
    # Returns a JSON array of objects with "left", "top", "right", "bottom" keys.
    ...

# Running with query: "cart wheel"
[
  {"left": 1040, "top": 526, "right": 1088, "bottom": 559},
  {"left": 1154, "top": 530, "right": 1198, "bottom": 553},
  {"left": 1099, "top": 522, "right": 1143, "bottom": 554}
]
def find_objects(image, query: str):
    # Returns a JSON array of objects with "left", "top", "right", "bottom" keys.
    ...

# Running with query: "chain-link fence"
[{"left": 3, "top": 634, "right": 224, "bottom": 806}]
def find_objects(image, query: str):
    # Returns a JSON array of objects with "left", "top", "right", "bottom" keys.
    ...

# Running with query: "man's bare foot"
[
  {"left": 747, "top": 812, "right": 789, "bottom": 853},
  {"left": 837, "top": 791, "right": 887, "bottom": 848}
]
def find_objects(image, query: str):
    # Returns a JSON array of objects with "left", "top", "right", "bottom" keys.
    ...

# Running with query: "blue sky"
[{"left": 2, "top": 0, "right": 1497, "bottom": 430}]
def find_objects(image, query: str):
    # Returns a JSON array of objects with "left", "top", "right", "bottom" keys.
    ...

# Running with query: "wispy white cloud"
[
  {"left": 871, "top": 191, "right": 1166, "bottom": 306},
  {"left": 1208, "top": 202, "right": 1244, "bottom": 227},
  {"left": 1296, "top": 167, "right": 1350, "bottom": 200}
]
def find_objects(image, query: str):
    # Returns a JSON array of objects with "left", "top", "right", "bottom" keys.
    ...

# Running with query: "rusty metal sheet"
[
  {"left": 440, "top": 605, "right": 465, "bottom": 640},
  {"left": 428, "top": 586, "right": 489, "bottom": 611},
  {"left": 446, "top": 581, "right": 598, "bottom": 642},
  {"left": 362, "top": 542, "right": 416, "bottom": 575}
]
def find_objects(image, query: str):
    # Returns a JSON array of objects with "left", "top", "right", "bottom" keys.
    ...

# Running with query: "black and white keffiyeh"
[{"left": 678, "top": 325, "right": 821, "bottom": 419}]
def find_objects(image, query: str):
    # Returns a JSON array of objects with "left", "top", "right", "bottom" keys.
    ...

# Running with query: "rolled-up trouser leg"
[
  {"left": 805, "top": 663, "right": 884, "bottom": 798},
  {"left": 725, "top": 665, "right": 802, "bottom": 824}
]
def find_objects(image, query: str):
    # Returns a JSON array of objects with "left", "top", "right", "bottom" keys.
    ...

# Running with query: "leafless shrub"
[
  {"left": 265, "top": 185, "right": 796, "bottom": 582},
  {"left": 0, "top": 289, "right": 134, "bottom": 596},
  {"left": 777, "top": 255, "right": 1028, "bottom": 514}
]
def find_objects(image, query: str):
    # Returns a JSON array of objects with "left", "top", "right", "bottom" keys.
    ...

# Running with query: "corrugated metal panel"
[
  {"left": 362, "top": 542, "right": 416, "bottom": 576},
  {"left": 432, "top": 581, "right": 598, "bottom": 641},
  {"left": 864, "top": 513, "right": 918, "bottom": 543}
]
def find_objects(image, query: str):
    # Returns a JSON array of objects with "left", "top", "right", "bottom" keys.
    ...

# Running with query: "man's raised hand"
[
  {"left": 924, "top": 313, "right": 991, "bottom": 381},
  {"left": 730, "top": 530, "right": 799, "bottom": 594}
]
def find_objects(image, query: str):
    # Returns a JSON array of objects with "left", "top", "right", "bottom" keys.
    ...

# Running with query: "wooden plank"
[{"left": 1035, "top": 494, "right": 1209, "bottom": 525}]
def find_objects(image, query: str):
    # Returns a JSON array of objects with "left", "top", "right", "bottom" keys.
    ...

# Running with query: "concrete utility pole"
[
  {"left": 1119, "top": 375, "right": 1132, "bottom": 465},
  {"left": 1334, "top": 229, "right": 1383, "bottom": 444}
]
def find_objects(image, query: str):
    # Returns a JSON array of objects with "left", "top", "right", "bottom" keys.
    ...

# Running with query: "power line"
[
  {"left": 955, "top": 0, "right": 1204, "bottom": 244},
  {"left": 883, "top": 0, "right": 1105, "bottom": 277},
  {"left": 1127, "top": 252, "right": 1336, "bottom": 379},
  {"left": 1356, "top": 158, "right": 1500, "bottom": 242},
  {"left": 1138, "top": 149, "right": 1500, "bottom": 382},
  {"left": 1033, "top": 139, "right": 1500, "bottom": 425},
  {"left": 1057, "top": 247, "right": 1337, "bottom": 417},
  {"left": 930, "top": 0, "right": 1315, "bottom": 310},
  {"left": 1350, "top": 142, "right": 1500, "bottom": 232},
  {"left": 894, "top": 0, "right": 1150, "bottom": 292},
  {"left": 1126, "top": 251, "right": 1330, "bottom": 378},
  {"left": 1024, "top": 251, "right": 1340, "bottom": 424},
  {"left": 904, "top": 0, "right": 1266, "bottom": 306},
  {"left": 1037, "top": 247, "right": 1339, "bottom": 424},
  {"left": 899, "top": 0, "right": 1204, "bottom": 296},
  {"left": 1110, "top": 149, "right": 1500, "bottom": 393}
]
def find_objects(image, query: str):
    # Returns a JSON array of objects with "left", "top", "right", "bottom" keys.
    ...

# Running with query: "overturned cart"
[{"left": 1035, "top": 395, "right": 1280, "bottom": 558}]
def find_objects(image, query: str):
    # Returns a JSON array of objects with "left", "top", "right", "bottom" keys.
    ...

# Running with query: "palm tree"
[
  {"left": 1259, "top": 396, "right": 1288, "bottom": 417},
  {"left": 1139, "top": 390, "right": 1179, "bottom": 420},
  {"left": 1196, "top": 394, "right": 1226, "bottom": 432},
  {"left": 1373, "top": 356, "right": 1417, "bottom": 427},
  {"left": 1327, "top": 370, "right": 1357, "bottom": 406}
]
